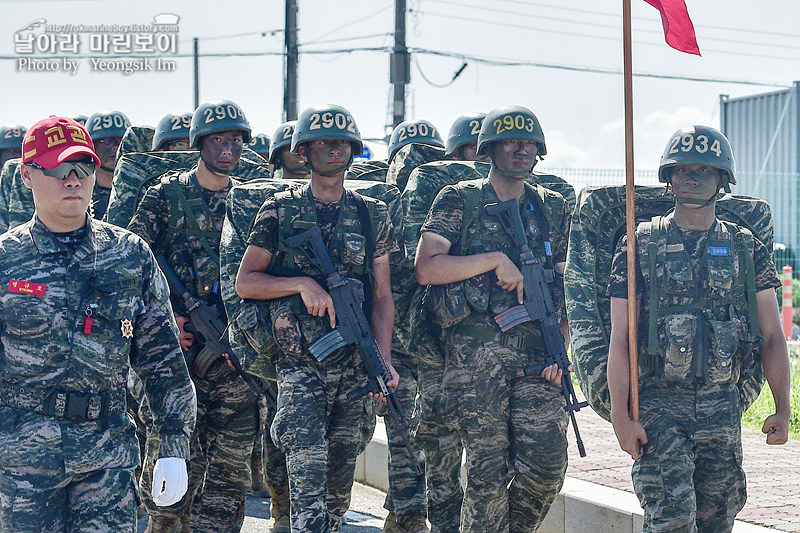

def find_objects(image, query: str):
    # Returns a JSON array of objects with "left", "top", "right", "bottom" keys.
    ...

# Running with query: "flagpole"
[{"left": 622, "top": 0, "right": 640, "bottom": 421}]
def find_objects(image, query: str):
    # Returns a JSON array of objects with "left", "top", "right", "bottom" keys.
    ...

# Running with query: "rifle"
[
  {"left": 285, "top": 226, "right": 422, "bottom": 475},
  {"left": 485, "top": 198, "right": 588, "bottom": 457},
  {"left": 155, "top": 255, "right": 277, "bottom": 408}
]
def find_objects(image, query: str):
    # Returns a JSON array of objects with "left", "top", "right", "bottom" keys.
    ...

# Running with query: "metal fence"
[{"left": 539, "top": 167, "right": 800, "bottom": 275}]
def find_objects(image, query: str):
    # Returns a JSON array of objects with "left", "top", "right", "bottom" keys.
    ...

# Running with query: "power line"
[
  {"left": 422, "top": 0, "right": 800, "bottom": 51},
  {"left": 299, "top": 33, "right": 393, "bottom": 47},
  {"left": 414, "top": 10, "right": 800, "bottom": 62},
  {"left": 303, "top": 3, "right": 393, "bottom": 44}
]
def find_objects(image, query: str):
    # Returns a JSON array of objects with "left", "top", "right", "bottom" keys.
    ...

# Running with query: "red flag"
[{"left": 644, "top": 0, "right": 701, "bottom": 55}]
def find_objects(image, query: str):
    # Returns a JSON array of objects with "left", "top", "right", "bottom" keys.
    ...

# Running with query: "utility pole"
[
  {"left": 390, "top": 0, "right": 409, "bottom": 129},
  {"left": 193, "top": 37, "right": 199, "bottom": 109},
  {"left": 283, "top": 0, "right": 299, "bottom": 121}
]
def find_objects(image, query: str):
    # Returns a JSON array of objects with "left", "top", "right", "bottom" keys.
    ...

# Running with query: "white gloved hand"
[{"left": 152, "top": 457, "right": 188, "bottom": 507}]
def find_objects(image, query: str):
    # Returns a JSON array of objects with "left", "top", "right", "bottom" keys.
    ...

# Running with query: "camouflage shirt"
[
  {"left": 608, "top": 220, "right": 779, "bottom": 299},
  {"left": 0, "top": 159, "right": 34, "bottom": 234},
  {"left": 127, "top": 169, "right": 235, "bottom": 315},
  {"left": 0, "top": 216, "right": 196, "bottom": 474},
  {"left": 92, "top": 182, "right": 112, "bottom": 221}
]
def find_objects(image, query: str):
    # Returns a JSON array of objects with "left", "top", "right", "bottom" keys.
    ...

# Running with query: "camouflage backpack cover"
[
  {"left": 118, "top": 125, "right": 155, "bottom": 160},
  {"left": 105, "top": 146, "right": 270, "bottom": 227},
  {"left": 220, "top": 178, "right": 404, "bottom": 381},
  {"left": 0, "top": 159, "right": 27, "bottom": 233},
  {"left": 386, "top": 143, "right": 447, "bottom": 193},
  {"left": 346, "top": 159, "right": 390, "bottom": 182},
  {"left": 565, "top": 185, "right": 774, "bottom": 422}
]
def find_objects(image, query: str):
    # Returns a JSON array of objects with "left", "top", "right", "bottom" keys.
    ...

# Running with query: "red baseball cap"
[{"left": 21, "top": 116, "right": 100, "bottom": 169}]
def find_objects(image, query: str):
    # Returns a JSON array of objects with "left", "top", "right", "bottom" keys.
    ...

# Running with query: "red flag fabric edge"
[{"left": 643, "top": 0, "right": 701, "bottom": 56}]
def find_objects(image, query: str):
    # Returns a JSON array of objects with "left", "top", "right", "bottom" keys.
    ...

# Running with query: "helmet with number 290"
[
  {"left": 659, "top": 125, "right": 735, "bottom": 188},
  {"left": 476, "top": 105, "right": 546, "bottom": 157},
  {"left": 291, "top": 104, "right": 362, "bottom": 155},
  {"left": 189, "top": 99, "right": 252, "bottom": 148},
  {"left": 388, "top": 119, "right": 443, "bottom": 161}
]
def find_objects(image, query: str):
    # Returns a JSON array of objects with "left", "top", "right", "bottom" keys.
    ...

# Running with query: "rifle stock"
[
  {"left": 485, "top": 200, "right": 588, "bottom": 457},
  {"left": 286, "top": 226, "right": 422, "bottom": 474},
  {"left": 155, "top": 255, "right": 277, "bottom": 407}
]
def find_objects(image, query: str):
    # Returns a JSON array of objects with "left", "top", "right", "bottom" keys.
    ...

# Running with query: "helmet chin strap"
[
  {"left": 99, "top": 165, "right": 115, "bottom": 173},
  {"left": 489, "top": 149, "right": 537, "bottom": 181},
  {"left": 672, "top": 178, "right": 727, "bottom": 208},
  {"left": 303, "top": 144, "right": 354, "bottom": 177}
]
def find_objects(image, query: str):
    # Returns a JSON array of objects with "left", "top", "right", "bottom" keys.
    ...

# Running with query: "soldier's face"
[
  {"left": 280, "top": 146, "right": 308, "bottom": 174},
  {"left": 94, "top": 136, "right": 121, "bottom": 168},
  {"left": 21, "top": 157, "right": 94, "bottom": 223},
  {"left": 670, "top": 164, "right": 722, "bottom": 201},
  {"left": 460, "top": 142, "right": 489, "bottom": 162},
  {"left": 491, "top": 139, "right": 538, "bottom": 177},
  {"left": 200, "top": 130, "right": 244, "bottom": 172},
  {"left": 300, "top": 139, "right": 352, "bottom": 176},
  {"left": 0, "top": 147, "right": 21, "bottom": 168},
  {"left": 162, "top": 138, "right": 190, "bottom": 151}
]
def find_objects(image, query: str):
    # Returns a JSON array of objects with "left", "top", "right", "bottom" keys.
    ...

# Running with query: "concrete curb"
[{"left": 354, "top": 420, "right": 784, "bottom": 533}]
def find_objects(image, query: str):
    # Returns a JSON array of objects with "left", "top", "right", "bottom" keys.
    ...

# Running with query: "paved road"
[{"left": 136, "top": 482, "right": 389, "bottom": 532}]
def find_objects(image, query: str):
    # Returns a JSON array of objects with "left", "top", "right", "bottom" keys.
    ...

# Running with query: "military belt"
[
  {"left": 453, "top": 323, "right": 534, "bottom": 350},
  {"left": 0, "top": 385, "right": 125, "bottom": 421}
]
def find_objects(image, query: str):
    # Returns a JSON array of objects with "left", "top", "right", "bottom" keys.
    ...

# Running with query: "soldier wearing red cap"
[{"left": 0, "top": 116, "right": 196, "bottom": 532}]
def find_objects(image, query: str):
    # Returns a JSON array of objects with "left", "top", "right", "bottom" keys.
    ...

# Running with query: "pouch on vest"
[
  {"left": 231, "top": 301, "right": 279, "bottom": 381},
  {"left": 706, "top": 319, "right": 738, "bottom": 384},
  {"left": 269, "top": 298, "right": 304, "bottom": 356},
  {"left": 707, "top": 256, "right": 734, "bottom": 300},
  {"left": 664, "top": 313, "right": 696, "bottom": 382},
  {"left": 464, "top": 272, "right": 490, "bottom": 313},
  {"left": 428, "top": 280, "right": 471, "bottom": 329},
  {"left": 666, "top": 258, "right": 693, "bottom": 294}
]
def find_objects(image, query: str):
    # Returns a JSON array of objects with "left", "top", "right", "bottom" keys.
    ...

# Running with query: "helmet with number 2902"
[
  {"left": 291, "top": 104, "right": 362, "bottom": 155},
  {"left": 189, "top": 99, "right": 251, "bottom": 148},
  {"left": 659, "top": 125, "right": 736, "bottom": 187},
  {"left": 476, "top": 105, "right": 546, "bottom": 157}
]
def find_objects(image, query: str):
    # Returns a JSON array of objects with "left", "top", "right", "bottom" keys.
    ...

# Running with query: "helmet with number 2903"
[{"left": 476, "top": 105, "right": 546, "bottom": 157}]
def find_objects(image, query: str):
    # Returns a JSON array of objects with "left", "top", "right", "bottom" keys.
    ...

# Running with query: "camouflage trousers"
[
  {"left": 141, "top": 359, "right": 259, "bottom": 533},
  {"left": 271, "top": 348, "right": 374, "bottom": 533},
  {"left": 416, "top": 360, "right": 463, "bottom": 533},
  {"left": 381, "top": 349, "right": 427, "bottom": 524},
  {"left": 442, "top": 335, "right": 568, "bottom": 533},
  {"left": 0, "top": 465, "right": 138, "bottom": 532},
  {"left": 633, "top": 381, "right": 746, "bottom": 533},
  {"left": 253, "top": 382, "right": 289, "bottom": 491}
]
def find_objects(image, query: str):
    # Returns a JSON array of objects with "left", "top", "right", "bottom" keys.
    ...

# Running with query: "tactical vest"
[
  {"left": 637, "top": 213, "right": 761, "bottom": 385},
  {"left": 431, "top": 177, "right": 565, "bottom": 329},
  {"left": 268, "top": 183, "right": 379, "bottom": 350},
  {"left": 160, "top": 170, "right": 235, "bottom": 300}
]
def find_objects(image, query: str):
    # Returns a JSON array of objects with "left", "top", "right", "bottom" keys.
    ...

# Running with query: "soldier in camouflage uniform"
[
  {"left": 415, "top": 105, "right": 571, "bottom": 533},
  {"left": 152, "top": 112, "right": 192, "bottom": 153},
  {"left": 269, "top": 120, "right": 309, "bottom": 180},
  {"left": 249, "top": 133, "right": 271, "bottom": 162},
  {"left": 237, "top": 104, "right": 398, "bottom": 533},
  {"left": 0, "top": 124, "right": 26, "bottom": 169},
  {"left": 0, "top": 116, "right": 196, "bottom": 532},
  {"left": 607, "top": 126, "right": 790, "bottom": 533},
  {"left": 86, "top": 110, "right": 131, "bottom": 221},
  {"left": 128, "top": 99, "right": 259, "bottom": 533}
]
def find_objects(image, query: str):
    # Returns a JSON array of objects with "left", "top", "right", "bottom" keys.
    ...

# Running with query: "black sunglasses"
[{"left": 27, "top": 160, "right": 96, "bottom": 180}]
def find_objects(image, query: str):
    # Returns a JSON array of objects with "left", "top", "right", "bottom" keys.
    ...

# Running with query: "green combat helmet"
[
  {"left": 67, "top": 114, "right": 88, "bottom": 126},
  {"left": 659, "top": 125, "right": 736, "bottom": 205},
  {"left": 152, "top": 111, "right": 192, "bottom": 151},
  {"left": 476, "top": 105, "right": 546, "bottom": 157},
  {"left": 0, "top": 124, "right": 27, "bottom": 168},
  {"left": 388, "top": 119, "right": 443, "bottom": 162},
  {"left": 445, "top": 112, "right": 485, "bottom": 158},
  {"left": 189, "top": 99, "right": 252, "bottom": 148},
  {"left": 249, "top": 133, "right": 271, "bottom": 160},
  {"left": 268, "top": 121, "right": 295, "bottom": 166},
  {"left": 291, "top": 104, "right": 362, "bottom": 174},
  {"left": 86, "top": 110, "right": 131, "bottom": 140}
]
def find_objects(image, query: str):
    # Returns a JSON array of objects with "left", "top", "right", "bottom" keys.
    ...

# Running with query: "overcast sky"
[{"left": 1, "top": 0, "right": 797, "bottom": 170}]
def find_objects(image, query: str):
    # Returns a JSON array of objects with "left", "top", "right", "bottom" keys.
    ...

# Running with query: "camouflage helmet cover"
[
  {"left": 659, "top": 125, "right": 736, "bottom": 186},
  {"left": 152, "top": 111, "right": 192, "bottom": 151},
  {"left": 0, "top": 124, "right": 28, "bottom": 150},
  {"left": 445, "top": 112, "right": 486, "bottom": 156},
  {"left": 476, "top": 105, "right": 546, "bottom": 156},
  {"left": 291, "top": 104, "right": 362, "bottom": 155},
  {"left": 269, "top": 120, "right": 296, "bottom": 164},
  {"left": 249, "top": 133, "right": 271, "bottom": 157},
  {"left": 388, "top": 119, "right": 443, "bottom": 161},
  {"left": 86, "top": 110, "right": 131, "bottom": 140},
  {"left": 189, "top": 99, "right": 252, "bottom": 148}
]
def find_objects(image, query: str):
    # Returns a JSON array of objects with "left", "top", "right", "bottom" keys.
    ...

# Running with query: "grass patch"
[{"left": 742, "top": 355, "right": 800, "bottom": 439}]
